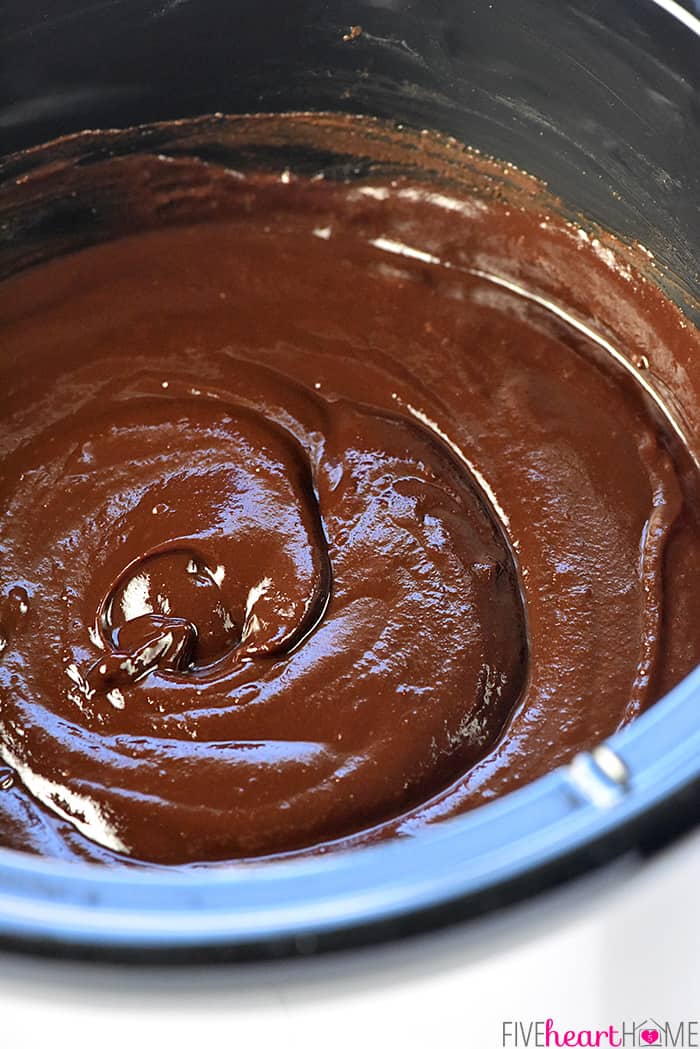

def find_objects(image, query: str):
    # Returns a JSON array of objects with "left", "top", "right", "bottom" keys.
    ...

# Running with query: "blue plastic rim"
[
  {"left": 0, "top": 664, "right": 698, "bottom": 958},
  {"left": 0, "top": 0, "right": 698, "bottom": 958}
]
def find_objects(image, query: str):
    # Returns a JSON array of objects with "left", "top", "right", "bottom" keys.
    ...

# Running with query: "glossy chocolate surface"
[{"left": 1, "top": 123, "right": 699, "bottom": 865}]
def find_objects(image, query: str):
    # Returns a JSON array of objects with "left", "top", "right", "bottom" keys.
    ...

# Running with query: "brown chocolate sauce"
[{"left": 0, "top": 117, "right": 699, "bottom": 866}]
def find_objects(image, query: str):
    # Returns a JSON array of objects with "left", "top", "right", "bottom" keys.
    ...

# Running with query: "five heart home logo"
[{"left": 501, "top": 1017, "right": 699, "bottom": 1047}]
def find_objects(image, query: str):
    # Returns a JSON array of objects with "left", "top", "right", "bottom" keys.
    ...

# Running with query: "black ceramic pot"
[{"left": 0, "top": 0, "right": 698, "bottom": 961}]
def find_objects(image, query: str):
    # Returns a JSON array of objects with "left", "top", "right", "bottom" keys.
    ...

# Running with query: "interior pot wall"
[{"left": 1, "top": 0, "right": 698, "bottom": 288}]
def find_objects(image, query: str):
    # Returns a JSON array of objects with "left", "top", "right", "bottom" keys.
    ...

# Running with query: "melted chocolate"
[{"left": 0, "top": 122, "right": 699, "bottom": 865}]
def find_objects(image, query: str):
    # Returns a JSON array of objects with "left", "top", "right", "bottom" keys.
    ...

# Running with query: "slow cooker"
[{"left": 0, "top": 0, "right": 698, "bottom": 984}]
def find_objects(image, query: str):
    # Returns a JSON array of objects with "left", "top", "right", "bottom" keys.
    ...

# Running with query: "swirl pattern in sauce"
[{"left": 0, "top": 155, "right": 699, "bottom": 865}]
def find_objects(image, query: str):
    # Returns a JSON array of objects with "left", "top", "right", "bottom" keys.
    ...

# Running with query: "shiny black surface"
[{"left": 1, "top": 0, "right": 698, "bottom": 304}]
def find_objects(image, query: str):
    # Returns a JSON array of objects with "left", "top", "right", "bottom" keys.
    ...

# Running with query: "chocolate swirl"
[
  {"left": 0, "top": 359, "right": 525, "bottom": 862},
  {"left": 1, "top": 145, "right": 699, "bottom": 866}
]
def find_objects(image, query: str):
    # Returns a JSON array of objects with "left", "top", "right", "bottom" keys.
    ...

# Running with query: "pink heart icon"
[{"left": 641, "top": 1032, "right": 659, "bottom": 1045}]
